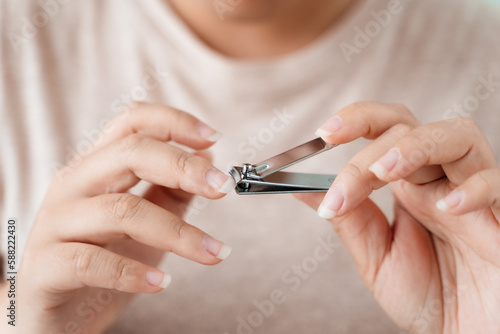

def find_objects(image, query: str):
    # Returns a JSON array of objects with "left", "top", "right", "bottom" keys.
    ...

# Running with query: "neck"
[{"left": 167, "top": 0, "right": 355, "bottom": 59}]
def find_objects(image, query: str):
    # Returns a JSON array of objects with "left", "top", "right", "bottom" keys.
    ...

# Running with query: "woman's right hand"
[{"left": 14, "top": 103, "right": 234, "bottom": 333}]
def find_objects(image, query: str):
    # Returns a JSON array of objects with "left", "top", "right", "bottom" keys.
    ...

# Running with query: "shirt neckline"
[{"left": 142, "top": 0, "right": 375, "bottom": 92}]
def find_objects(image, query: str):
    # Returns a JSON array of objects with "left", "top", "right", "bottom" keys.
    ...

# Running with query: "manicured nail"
[
  {"left": 436, "top": 190, "right": 463, "bottom": 212},
  {"left": 202, "top": 235, "right": 232, "bottom": 260},
  {"left": 205, "top": 169, "right": 235, "bottom": 194},
  {"left": 317, "top": 186, "right": 344, "bottom": 219},
  {"left": 146, "top": 270, "right": 172, "bottom": 289},
  {"left": 315, "top": 116, "right": 343, "bottom": 137},
  {"left": 197, "top": 122, "right": 222, "bottom": 142},
  {"left": 369, "top": 148, "right": 400, "bottom": 179}
]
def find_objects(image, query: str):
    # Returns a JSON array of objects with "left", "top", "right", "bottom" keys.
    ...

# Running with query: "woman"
[{"left": 1, "top": 0, "right": 500, "bottom": 332}]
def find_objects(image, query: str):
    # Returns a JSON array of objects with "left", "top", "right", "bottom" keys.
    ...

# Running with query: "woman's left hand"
[{"left": 296, "top": 102, "right": 500, "bottom": 334}]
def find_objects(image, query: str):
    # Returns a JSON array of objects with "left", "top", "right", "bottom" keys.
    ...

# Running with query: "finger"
[
  {"left": 368, "top": 118, "right": 497, "bottom": 185},
  {"left": 60, "top": 134, "right": 234, "bottom": 198},
  {"left": 317, "top": 124, "right": 408, "bottom": 218},
  {"left": 436, "top": 168, "right": 500, "bottom": 219},
  {"left": 97, "top": 102, "right": 221, "bottom": 151},
  {"left": 53, "top": 193, "right": 232, "bottom": 265},
  {"left": 44, "top": 243, "right": 171, "bottom": 293},
  {"left": 314, "top": 102, "right": 439, "bottom": 218},
  {"left": 391, "top": 179, "right": 500, "bottom": 267},
  {"left": 317, "top": 122, "right": 441, "bottom": 218},
  {"left": 296, "top": 191, "right": 441, "bottom": 320},
  {"left": 142, "top": 151, "right": 214, "bottom": 211},
  {"left": 315, "top": 102, "right": 420, "bottom": 144}
]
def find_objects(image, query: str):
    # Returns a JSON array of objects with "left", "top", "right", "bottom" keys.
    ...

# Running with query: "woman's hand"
[
  {"left": 296, "top": 102, "right": 500, "bottom": 334},
  {"left": 16, "top": 103, "right": 234, "bottom": 333}
]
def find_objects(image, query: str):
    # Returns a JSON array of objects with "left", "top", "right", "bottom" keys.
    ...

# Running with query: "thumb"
[{"left": 294, "top": 193, "right": 392, "bottom": 287}]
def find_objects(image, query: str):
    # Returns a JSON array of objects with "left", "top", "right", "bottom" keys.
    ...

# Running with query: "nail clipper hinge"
[{"left": 229, "top": 137, "right": 339, "bottom": 195}]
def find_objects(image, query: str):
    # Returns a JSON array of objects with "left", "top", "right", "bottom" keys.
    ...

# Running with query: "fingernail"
[
  {"left": 202, "top": 235, "right": 232, "bottom": 260},
  {"left": 436, "top": 190, "right": 463, "bottom": 212},
  {"left": 197, "top": 122, "right": 222, "bottom": 142},
  {"left": 205, "top": 169, "right": 235, "bottom": 194},
  {"left": 315, "top": 116, "right": 343, "bottom": 137},
  {"left": 146, "top": 270, "right": 172, "bottom": 289},
  {"left": 369, "top": 148, "right": 400, "bottom": 179},
  {"left": 317, "top": 186, "right": 344, "bottom": 219}
]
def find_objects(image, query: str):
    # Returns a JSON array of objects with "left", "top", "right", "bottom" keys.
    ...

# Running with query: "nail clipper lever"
[{"left": 229, "top": 137, "right": 338, "bottom": 195}]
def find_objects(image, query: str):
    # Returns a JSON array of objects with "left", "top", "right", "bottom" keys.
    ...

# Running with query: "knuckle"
[
  {"left": 389, "top": 123, "right": 412, "bottom": 138},
  {"left": 391, "top": 104, "right": 419, "bottom": 126},
  {"left": 398, "top": 129, "right": 431, "bottom": 163},
  {"left": 104, "top": 193, "right": 144, "bottom": 223},
  {"left": 120, "top": 133, "right": 147, "bottom": 151},
  {"left": 388, "top": 103, "right": 422, "bottom": 128},
  {"left": 390, "top": 103, "right": 411, "bottom": 115},
  {"left": 348, "top": 101, "right": 370, "bottom": 115},
  {"left": 72, "top": 246, "right": 97, "bottom": 283},
  {"left": 171, "top": 218, "right": 191, "bottom": 241},
  {"left": 405, "top": 126, "right": 431, "bottom": 144},
  {"left": 111, "top": 256, "right": 136, "bottom": 286},
  {"left": 346, "top": 102, "right": 373, "bottom": 135},
  {"left": 71, "top": 245, "right": 138, "bottom": 289},
  {"left": 173, "top": 152, "right": 200, "bottom": 176},
  {"left": 116, "top": 133, "right": 151, "bottom": 160},
  {"left": 343, "top": 161, "right": 364, "bottom": 180}
]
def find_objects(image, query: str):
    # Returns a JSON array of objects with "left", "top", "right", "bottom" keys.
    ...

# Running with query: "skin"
[
  {"left": 168, "top": 0, "right": 356, "bottom": 58},
  {"left": 298, "top": 102, "right": 500, "bottom": 333},
  {"left": 1, "top": 103, "right": 236, "bottom": 333},
  {"left": 1, "top": 1, "right": 499, "bottom": 333},
  {"left": 2, "top": 2, "right": 359, "bottom": 332}
]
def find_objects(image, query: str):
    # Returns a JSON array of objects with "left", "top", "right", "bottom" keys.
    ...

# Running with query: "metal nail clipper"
[{"left": 229, "top": 137, "right": 338, "bottom": 195}]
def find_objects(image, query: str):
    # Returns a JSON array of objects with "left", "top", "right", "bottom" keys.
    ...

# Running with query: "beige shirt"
[{"left": 1, "top": 0, "right": 500, "bottom": 333}]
